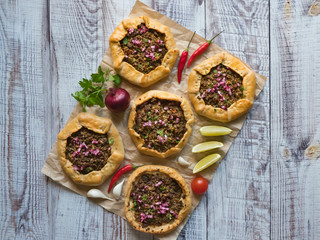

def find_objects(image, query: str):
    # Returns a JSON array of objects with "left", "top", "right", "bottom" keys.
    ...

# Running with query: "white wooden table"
[{"left": 1, "top": 0, "right": 320, "bottom": 239}]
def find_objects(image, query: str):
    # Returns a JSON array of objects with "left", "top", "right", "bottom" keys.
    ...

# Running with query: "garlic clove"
[
  {"left": 178, "top": 156, "right": 191, "bottom": 166},
  {"left": 87, "top": 189, "right": 113, "bottom": 201},
  {"left": 113, "top": 179, "right": 125, "bottom": 199}
]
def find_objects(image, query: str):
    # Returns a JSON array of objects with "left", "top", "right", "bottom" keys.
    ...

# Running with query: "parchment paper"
[{"left": 42, "top": 1, "right": 267, "bottom": 239}]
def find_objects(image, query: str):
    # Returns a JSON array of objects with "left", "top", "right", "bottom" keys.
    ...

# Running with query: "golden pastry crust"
[
  {"left": 57, "top": 113, "right": 124, "bottom": 186},
  {"left": 109, "top": 16, "right": 179, "bottom": 87},
  {"left": 124, "top": 165, "right": 191, "bottom": 234},
  {"left": 188, "top": 52, "right": 256, "bottom": 122},
  {"left": 128, "top": 90, "right": 194, "bottom": 158}
]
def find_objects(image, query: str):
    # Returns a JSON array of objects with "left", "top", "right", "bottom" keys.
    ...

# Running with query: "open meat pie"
[
  {"left": 124, "top": 165, "right": 191, "bottom": 234},
  {"left": 188, "top": 52, "right": 256, "bottom": 122},
  {"left": 57, "top": 113, "right": 124, "bottom": 186},
  {"left": 128, "top": 90, "right": 194, "bottom": 158},
  {"left": 109, "top": 16, "right": 179, "bottom": 87}
]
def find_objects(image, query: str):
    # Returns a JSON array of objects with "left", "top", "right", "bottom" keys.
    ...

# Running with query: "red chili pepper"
[
  {"left": 108, "top": 164, "right": 139, "bottom": 193},
  {"left": 187, "top": 30, "right": 224, "bottom": 68},
  {"left": 177, "top": 31, "right": 196, "bottom": 84}
]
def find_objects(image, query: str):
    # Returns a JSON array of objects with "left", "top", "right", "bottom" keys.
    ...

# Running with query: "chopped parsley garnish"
[
  {"left": 142, "top": 195, "right": 147, "bottom": 200},
  {"left": 123, "top": 37, "right": 128, "bottom": 45},
  {"left": 157, "top": 129, "right": 164, "bottom": 136},
  {"left": 160, "top": 186, "right": 165, "bottom": 191},
  {"left": 109, "top": 138, "right": 114, "bottom": 145},
  {"left": 240, "top": 86, "right": 245, "bottom": 91}
]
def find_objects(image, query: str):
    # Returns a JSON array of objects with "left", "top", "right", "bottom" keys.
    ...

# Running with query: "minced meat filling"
[
  {"left": 65, "top": 127, "right": 112, "bottom": 175},
  {"left": 129, "top": 173, "right": 184, "bottom": 228},
  {"left": 198, "top": 64, "right": 244, "bottom": 110},
  {"left": 120, "top": 23, "right": 168, "bottom": 74},
  {"left": 134, "top": 98, "right": 187, "bottom": 153}
]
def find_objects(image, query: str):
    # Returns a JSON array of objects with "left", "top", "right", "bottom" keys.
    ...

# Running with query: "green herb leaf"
[
  {"left": 160, "top": 186, "right": 165, "bottom": 191},
  {"left": 142, "top": 195, "right": 147, "bottom": 200},
  {"left": 71, "top": 66, "right": 122, "bottom": 111},
  {"left": 109, "top": 138, "right": 114, "bottom": 145},
  {"left": 91, "top": 66, "right": 105, "bottom": 83},
  {"left": 240, "top": 86, "right": 245, "bottom": 91},
  {"left": 144, "top": 38, "right": 148, "bottom": 43},
  {"left": 157, "top": 129, "right": 163, "bottom": 136},
  {"left": 109, "top": 74, "right": 121, "bottom": 86},
  {"left": 138, "top": 64, "right": 142, "bottom": 69},
  {"left": 123, "top": 37, "right": 128, "bottom": 45},
  {"left": 213, "top": 70, "right": 217, "bottom": 74},
  {"left": 133, "top": 201, "right": 137, "bottom": 207},
  {"left": 168, "top": 213, "right": 172, "bottom": 220}
]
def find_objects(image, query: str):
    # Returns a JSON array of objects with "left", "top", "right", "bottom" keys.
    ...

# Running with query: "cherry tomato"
[{"left": 191, "top": 176, "right": 208, "bottom": 195}]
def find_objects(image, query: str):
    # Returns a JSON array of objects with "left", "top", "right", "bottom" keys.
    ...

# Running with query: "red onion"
[
  {"left": 105, "top": 88, "right": 130, "bottom": 112},
  {"left": 73, "top": 165, "right": 79, "bottom": 171},
  {"left": 155, "top": 181, "right": 163, "bottom": 187}
]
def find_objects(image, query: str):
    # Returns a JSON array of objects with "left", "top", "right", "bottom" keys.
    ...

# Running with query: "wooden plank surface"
[
  {"left": 270, "top": 0, "right": 320, "bottom": 239},
  {"left": 0, "top": 1, "right": 51, "bottom": 239},
  {"left": 205, "top": 0, "right": 270, "bottom": 239},
  {"left": 1, "top": 0, "right": 320, "bottom": 239}
]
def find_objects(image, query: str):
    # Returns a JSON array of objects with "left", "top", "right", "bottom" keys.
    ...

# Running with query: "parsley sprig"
[{"left": 71, "top": 66, "right": 121, "bottom": 112}]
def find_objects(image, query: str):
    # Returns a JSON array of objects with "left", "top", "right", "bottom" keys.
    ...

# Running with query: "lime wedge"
[
  {"left": 200, "top": 126, "right": 232, "bottom": 136},
  {"left": 192, "top": 141, "right": 223, "bottom": 153},
  {"left": 193, "top": 153, "right": 221, "bottom": 173}
]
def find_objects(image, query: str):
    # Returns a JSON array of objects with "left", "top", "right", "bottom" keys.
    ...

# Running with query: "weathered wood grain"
[
  {"left": 270, "top": 0, "right": 320, "bottom": 239},
  {"left": 99, "top": 1, "right": 155, "bottom": 238},
  {"left": 0, "top": 1, "right": 51, "bottom": 239},
  {"left": 48, "top": 0, "right": 108, "bottom": 239},
  {"left": 206, "top": 0, "right": 270, "bottom": 239}
]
